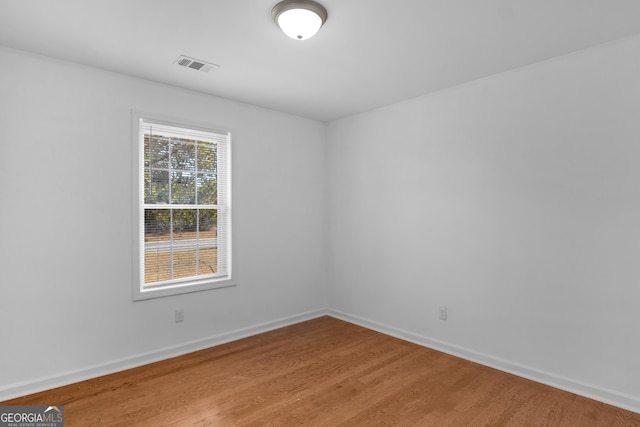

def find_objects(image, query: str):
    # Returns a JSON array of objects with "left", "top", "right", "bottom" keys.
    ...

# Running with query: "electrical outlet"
[
  {"left": 175, "top": 309, "right": 184, "bottom": 323},
  {"left": 439, "top": 306, "right": 447, "bottom": 321}
]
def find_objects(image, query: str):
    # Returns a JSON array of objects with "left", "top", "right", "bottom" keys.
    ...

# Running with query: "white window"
[{"left": 132, "top": 112, "right": 233, "bottom": 300}]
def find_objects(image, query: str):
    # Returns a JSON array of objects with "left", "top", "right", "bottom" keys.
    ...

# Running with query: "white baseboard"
[
  {"left": 327, "top": 309, "right": 640, "bottom": 414},
  {"left": 0, "top": 308, "right": 327, "bottom": 402}
]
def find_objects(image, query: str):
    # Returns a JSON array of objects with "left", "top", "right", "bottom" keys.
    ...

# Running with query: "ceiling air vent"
[{"left": 174, "top": 55, "right": 219, "bottom": 73}]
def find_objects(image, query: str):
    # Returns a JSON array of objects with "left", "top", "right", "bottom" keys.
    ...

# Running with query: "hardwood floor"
[{"left": 2, "top": 316, "right": 638, "bottom": 426}]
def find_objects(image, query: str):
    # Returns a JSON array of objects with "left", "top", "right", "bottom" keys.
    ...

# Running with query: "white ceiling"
[{"left": 2, "top": 0, "right": 640, "bottom": 122}]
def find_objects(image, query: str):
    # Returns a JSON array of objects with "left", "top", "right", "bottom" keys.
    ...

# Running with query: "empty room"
[{"left": 1, "top": 0, "right": 639, "bottom": 425}]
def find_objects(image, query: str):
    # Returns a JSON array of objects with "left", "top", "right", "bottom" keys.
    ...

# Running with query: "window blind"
[{"left": 139, "top": 119, "right": 230, "bottom": 291}]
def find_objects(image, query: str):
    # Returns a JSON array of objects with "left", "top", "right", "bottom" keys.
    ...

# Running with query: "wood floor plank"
[{"left": 2, "top": 316, "right": 638, "bottom": 426}]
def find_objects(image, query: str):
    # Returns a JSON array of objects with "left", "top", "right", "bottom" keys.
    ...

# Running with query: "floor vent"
[{"left": 174, "top": 55, "right": 219, "bottom": 73}]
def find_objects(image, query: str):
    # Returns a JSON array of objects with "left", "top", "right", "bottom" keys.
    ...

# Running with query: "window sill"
[{"left": 133, "top": 278, "right": 236, "bottom": 301}]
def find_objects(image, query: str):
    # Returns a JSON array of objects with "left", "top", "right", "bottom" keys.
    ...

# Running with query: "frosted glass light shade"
[
  {"left": 272, "top": 0, "right": 327, "bottom": 40},
  {"left": 277, "top": 8, "right": 322, "bottom": 40}
]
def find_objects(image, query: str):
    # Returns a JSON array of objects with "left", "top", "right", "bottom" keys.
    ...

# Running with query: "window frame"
[{"left": 131, "top": 110, "right": 234, "bottom": 301}]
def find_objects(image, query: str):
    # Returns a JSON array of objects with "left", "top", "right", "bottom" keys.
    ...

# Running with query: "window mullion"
[
  {"left": 168, "top": 135, "right": 174, "bottom": 281},
  {"left": 195, "top": 140, "right": 200, "bottom": 276},
  {"left": 142, "top": 204, "right": 217, "bottom": 209},
  {"left": 168, "top": 137, "right": 172, "bottom": 205},
  {"left": 169, "top": 209, "right": 174, "bottom": 280}
]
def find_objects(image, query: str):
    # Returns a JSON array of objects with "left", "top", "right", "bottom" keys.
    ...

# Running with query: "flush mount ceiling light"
[{"left": 272, "top": 0, "right": 328, "bottom": 40}]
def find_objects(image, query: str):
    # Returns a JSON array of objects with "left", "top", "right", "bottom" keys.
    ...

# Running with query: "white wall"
[
  {"left": 2, "top": 33, "right": 640, "bottom": 411},
  {"left": 327, "top": 35, "right": 640, "bottom": 410},
  {"left": 0, "top": 47, "right": 327, "bottom": 397}
]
